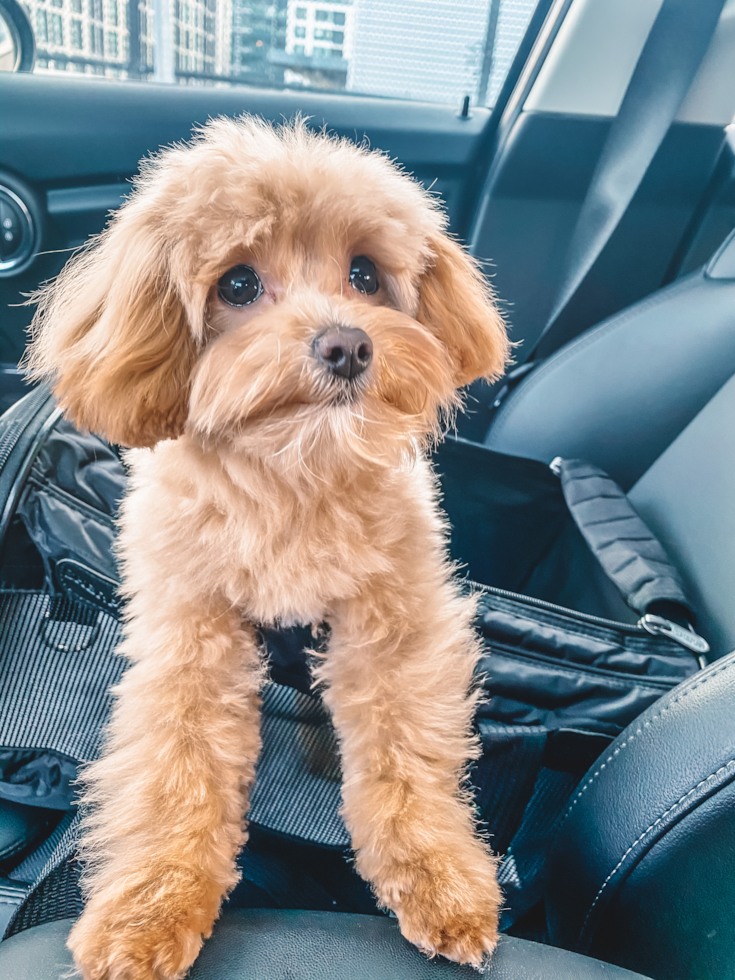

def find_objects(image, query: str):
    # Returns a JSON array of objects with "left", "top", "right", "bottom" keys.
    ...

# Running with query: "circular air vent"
[{"left": 0, "top": 179, "right": 40, "bottom": 277}]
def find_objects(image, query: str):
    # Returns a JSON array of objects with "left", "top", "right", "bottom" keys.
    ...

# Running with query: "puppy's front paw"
[
  {"left": 391, "top": 854, "right": 502, "bottom": 967},
  {"left": 67, "top": 871, "right": 222, "bottom": 980}
]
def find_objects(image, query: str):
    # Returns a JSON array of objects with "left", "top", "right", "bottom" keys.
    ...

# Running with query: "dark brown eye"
[
  {"left": 217, "top": 265, "right": 262, "bottom": 306},
  {"left": 349, "top": 256, "right": 379, "bottom": 295}
]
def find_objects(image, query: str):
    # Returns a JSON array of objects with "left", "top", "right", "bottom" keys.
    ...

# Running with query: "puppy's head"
[{"left": 28, "top": 117, "right": 508, "bottom": 468}]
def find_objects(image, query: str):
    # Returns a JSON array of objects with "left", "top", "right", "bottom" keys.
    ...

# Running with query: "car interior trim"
[
  {"left": 46, "top": 185, "right": 130, "bottom": 218},
  {"left": 525, "top": 0, "right": 664, "bottom": 119},
  {"left": 468, "top": 0, "right": 574, "bottom": 253},
  {"left": 525, "top": 0, "right": 735, "bottom": 125},
  {"left": 0, "top": 75, "right": 492, "bottom": 183}
]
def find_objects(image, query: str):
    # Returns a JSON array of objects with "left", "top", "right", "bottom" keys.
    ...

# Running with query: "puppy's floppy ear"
[
  {"left": 416, "top": 233, "right": 509, "bottom": 386},
  {"left": 26, "top": 203, "right": 197, "bottom": 448}
]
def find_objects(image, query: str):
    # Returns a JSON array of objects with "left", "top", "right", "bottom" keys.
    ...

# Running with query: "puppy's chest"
[{"left": 225, "top": 499, "right": 395, "bottom": 626}]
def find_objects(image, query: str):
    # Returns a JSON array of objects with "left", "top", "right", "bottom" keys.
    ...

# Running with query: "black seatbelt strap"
[
  {"left": 553, "top": 457, "right": 710, "bottom": 662},
  {"left": 530, "top": 0, "right": 727, "bottom": 361}
]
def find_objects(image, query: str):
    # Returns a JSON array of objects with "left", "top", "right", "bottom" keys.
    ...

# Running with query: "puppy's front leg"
[
  {"left": 322, "top": 577, "right": 500, "bottom": 967},
  {"left": 68, "top": 588, "right": 262, "bottom": 980}
]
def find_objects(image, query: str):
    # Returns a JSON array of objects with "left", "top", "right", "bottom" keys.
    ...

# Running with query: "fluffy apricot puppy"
[{"left": 28, "top": 116, "right": 509, "bottom": 980}]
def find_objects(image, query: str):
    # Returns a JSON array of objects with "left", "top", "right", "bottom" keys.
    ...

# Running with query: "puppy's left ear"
[{"left": 417, "top": 234, "right": 509, "bottom": 386}]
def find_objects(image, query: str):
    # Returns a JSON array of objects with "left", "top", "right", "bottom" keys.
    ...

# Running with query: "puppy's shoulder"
[
  {"left": 123, "top": 436, "right": 216, "bottom": 493},
  {"left": 393, "top": 448, "right": 442, "bottom": 506},
  {"left": 119, "top": 435, "right": 228, "bottom": 536}
]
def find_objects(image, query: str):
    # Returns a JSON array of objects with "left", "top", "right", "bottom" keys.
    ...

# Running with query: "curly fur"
[{"left": 27, "top": 116, "right": 509, "bottom": 979}]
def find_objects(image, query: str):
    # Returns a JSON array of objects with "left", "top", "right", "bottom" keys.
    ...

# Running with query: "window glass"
[
  {"left": 50, "top": 11, "right": 63, "bottom": 42},
  {"left": 22, "top": 0, "right": 540, "bottom": 106},
  {"left": 35, "top": 8, "right": 48, "bottom": 45}
]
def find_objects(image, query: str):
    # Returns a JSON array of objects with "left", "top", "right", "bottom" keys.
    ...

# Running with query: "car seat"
[
  {"left": 491, "top": 226, "right": 735, "bottom": 978},
  {"left": 2, "top": 234, "right": 735, "bottom": 979},
  {"left": 484, "top": 227, "right": 735, "bottom": 492}
]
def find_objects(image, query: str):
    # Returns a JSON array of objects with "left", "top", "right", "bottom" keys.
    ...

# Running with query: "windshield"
[{"left": 19, "top": 0, "right": 539, "bottom": 107}]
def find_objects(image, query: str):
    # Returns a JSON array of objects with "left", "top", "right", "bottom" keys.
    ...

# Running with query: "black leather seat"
[
  {"left": 485, "top": 230, "right": 735, "bottom": 663},
  {"left": 481, "top": 230, "right": 735, "bottom": 978},
  {"left": 627, "top": 372, "right": 735, "bottom": 659},
  {"left": 484, "top": 228, "right": 735, "bottom": 491},
  {"left": 0, "top": 909, "right": 652, "bottom": 979},
  {"left": 546, "top": 649, "right": 735, "bottom": 979}
]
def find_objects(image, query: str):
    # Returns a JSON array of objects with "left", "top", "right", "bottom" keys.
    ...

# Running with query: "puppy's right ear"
[{"left": 26, "top": 203, "right": 197, "bottom": 448}]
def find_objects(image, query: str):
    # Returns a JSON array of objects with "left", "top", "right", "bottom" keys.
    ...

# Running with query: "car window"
[{"left": 20, "top": 0, "right": 540, "bottom": 107}]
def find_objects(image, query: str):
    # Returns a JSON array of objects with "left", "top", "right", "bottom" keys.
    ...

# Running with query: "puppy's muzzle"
[{"left": 314, "top": 328, "right": 373, "bottom": 381}]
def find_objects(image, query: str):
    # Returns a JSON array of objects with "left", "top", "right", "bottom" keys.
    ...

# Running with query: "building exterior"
[
  {"left": 230, "top": 0, "right": 287, "bottom": 86},
  {"left": 285, "top": 0, "right": 352, "bottom": 60},
  {"left": 279, "top": 0, "right": 352, "bottom": 87},
  {"left": 21, "top": 0, "right": 129, "bottom": 76},
  {"left": 346, "top": 0, "right": 536, "bottom": 107},
  {"left": 172, "top": 0, "right": 231, "bottom": 77},
  {"left": 19, "top": 0, "right": 231, "bottom": 79},
  {"left": 18, "top": 0, "right": 537, "bottom": 105}
]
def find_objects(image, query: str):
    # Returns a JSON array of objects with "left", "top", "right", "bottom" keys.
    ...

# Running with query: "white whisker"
[{"left": 330, "top": 255, "right": 344, "bottom": 298}]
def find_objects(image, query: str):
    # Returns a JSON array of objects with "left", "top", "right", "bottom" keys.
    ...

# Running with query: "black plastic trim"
[{"left": 0, "top": 74, "right": 491, "bottom": 184}]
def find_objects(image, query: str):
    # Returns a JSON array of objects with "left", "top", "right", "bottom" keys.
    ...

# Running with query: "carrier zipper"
[
  {"left": 0, "top": 406, "right": 62, "bottom": 543},
  {"left": 640, "top": 614, "right": 709, "bottom": 666},
  {"left": 0, "top": 385, "right": 53, "bottom": 474},
  {"left": 474, "top": 581, "right": 648, "bottom": 633},
  {"left": 0, "top": 385, "right": 59, "bottom": 554},
  {"left": 0, "top": 417, "right": 25, "bottom": 474},
  {"left": 473, "top": 581, "right": 708, "bottom": 662}
]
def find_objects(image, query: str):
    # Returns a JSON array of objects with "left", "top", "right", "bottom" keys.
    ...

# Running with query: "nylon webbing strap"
[
  {"left": 9, "top": 811, "right": 79, "bottom": 888},
  {"left": 474, "top": 722, "right": 548, "bottom": 857},
  {"left": 532, "top": 0, "right": 727, "bottom": 360},
  {"left": 557, "top": 458, "right": 694, "bottom": 618}
]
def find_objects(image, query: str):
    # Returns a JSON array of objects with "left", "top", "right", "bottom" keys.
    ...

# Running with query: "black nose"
[{"left": 314, "top": 327, "right": 373, "bottom": 380}]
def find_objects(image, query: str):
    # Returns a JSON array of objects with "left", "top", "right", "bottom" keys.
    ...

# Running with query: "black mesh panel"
[{"left": 6, "top": 856, "right": 82, "bottom": 937}]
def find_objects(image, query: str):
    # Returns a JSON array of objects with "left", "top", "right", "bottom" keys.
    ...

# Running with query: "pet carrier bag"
[{"left": 0, "top": 384, "right": 707, "bottom": 941}]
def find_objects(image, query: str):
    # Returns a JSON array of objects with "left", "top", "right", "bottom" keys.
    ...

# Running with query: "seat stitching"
[
  {"left": 556, "top": 657, "right": 735, "bottom": 833},
  {"left": 580, "top": 758, "right": 735, "bottom": 937}
]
